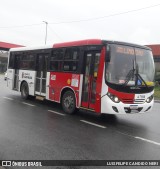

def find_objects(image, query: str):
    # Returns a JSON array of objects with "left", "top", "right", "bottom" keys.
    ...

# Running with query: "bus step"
[{"left": 36, "top": 96, "right": 45, "bottom": 101}]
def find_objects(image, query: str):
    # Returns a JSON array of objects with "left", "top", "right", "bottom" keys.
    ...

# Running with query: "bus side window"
[
  {"left": 19, "top": 52, "right": 35, "bottom": 70},
  {"left": 63, "top": 48, "right": 79, "bottom": 72},
  {"left": 8, "top": 53, "right": 14, "bottom": 69},
  {"left": 50, "top": 49, "right": 64, "bottom": 71}
]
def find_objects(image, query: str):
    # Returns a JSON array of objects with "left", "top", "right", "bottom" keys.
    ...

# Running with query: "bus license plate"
[{"left": 130, "top": 105, "right": 138, "bottom": 110}]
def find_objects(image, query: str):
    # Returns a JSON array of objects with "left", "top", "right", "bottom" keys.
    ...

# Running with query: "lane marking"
[
  {"left": 135, "top": 136, "right": 160, "bottom": 146},
  {"left": 111, "top": 130, "right": 160, "bottom": 146},
  {"left": 3, "top": 97, "right": 14, "bottom": 100},
  {"left": 22, "top": 102, "right": 35, "bottom": 107},
  {"left": 48, "top": 110, "right": 66, "bottom": 116},
  {"left": 80, "top": 120, "right": 106, "bottom": 129},
  {"left": 116, "top": 130, "right": 134, "bottom": 138},
  {"left": 3, "top": 96, "right": 160, "bottom": 146}
]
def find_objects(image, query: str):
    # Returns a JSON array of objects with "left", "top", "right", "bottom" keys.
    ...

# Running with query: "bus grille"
[
  {"left": 122, "top": 98, "right": 145, "bottom": 104},
  {"left": 134, "top": 99, "right": 145, "bottom": 104},
  {"left": 121, "top": 99, "right": 134, "bottom": 104}
]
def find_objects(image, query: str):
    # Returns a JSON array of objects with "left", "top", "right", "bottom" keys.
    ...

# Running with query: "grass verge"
[{"left": 154, "top": 85, "right": 160, "bottom": 100}]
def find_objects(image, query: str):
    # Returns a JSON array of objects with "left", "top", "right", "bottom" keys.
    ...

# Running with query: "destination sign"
[{"left": 116, "top": 46, "right": 144, "bottom": 56}]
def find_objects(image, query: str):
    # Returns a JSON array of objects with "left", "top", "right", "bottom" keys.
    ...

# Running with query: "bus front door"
[
  {"left": 81, "top": 51, "right": 100, "bottom": 111},
  {"left": 35, "top": 54, "right": 48, "bottom": 96}
]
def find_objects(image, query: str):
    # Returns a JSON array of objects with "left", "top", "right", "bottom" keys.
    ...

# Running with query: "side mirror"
[{"left": 105, "top": 45, "right": 111, "bottom": 62}]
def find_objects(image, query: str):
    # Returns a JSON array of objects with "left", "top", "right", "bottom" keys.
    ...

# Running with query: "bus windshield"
[{"left": 105, "top": 44, "right": 155, "bottom": 87}]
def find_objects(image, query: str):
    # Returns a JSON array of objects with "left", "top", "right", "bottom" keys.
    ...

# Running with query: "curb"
[{"left": 154, "top": 100, "right": 160, "bottom": 103}]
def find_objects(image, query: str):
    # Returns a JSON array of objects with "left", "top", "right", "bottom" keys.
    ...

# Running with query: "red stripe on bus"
[{"left": 108, "top": 87, "right": 135, "bottom": 104}]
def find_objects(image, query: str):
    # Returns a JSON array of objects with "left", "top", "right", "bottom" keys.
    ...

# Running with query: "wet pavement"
[{"left": 0, "top": 75, "right": 160, "bottom": 169}]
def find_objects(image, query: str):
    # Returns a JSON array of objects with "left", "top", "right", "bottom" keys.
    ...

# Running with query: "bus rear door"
[
  {"left": 35, "top": 54, "right": 48, "bottom": 96},
  {"left": 13, "top": 54, "right": 20, "bottom": 90}
]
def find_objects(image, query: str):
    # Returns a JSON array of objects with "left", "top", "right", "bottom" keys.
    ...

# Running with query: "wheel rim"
[{"left": 64, "top": 95, "right": 74, "bottom": 111}]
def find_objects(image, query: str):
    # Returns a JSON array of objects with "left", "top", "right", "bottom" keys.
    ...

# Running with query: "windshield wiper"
[
  {"left": 123, "top": 69, "right": 135, "bottom": 86},
  {"left": 123, "top": 59, "right": 135, "bottom": 86},
  {"left": 122, "top": 61, "right": 149, "bottom": 88}
]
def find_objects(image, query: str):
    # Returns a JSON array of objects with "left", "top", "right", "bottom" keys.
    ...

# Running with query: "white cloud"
[{"left": 129, "top": 28, "right": 151, "bottom": 45}]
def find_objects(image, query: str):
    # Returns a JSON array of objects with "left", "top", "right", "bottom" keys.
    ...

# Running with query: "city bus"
[{"left": 7, "top": 39, "right": 155, "bottom": 114}]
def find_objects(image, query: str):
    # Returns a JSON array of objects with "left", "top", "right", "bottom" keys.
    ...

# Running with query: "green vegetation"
[{"left": 154, "top": 83, "right": 160, "bottom": 100}]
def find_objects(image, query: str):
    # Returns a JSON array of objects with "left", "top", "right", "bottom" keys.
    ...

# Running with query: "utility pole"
[{"left": 43, "top": 21, "right": 48, "bottom": 45}]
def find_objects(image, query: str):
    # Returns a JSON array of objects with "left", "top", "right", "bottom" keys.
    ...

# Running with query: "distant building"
[
  {"left": 146, "top": 45, "right": 160, "bottom": 82},
  {"left": 0, "top": 41, "right": 24, "bottom": 73},
  {"left": 0, "top": 52, "right": 8, "bottom": 72}
]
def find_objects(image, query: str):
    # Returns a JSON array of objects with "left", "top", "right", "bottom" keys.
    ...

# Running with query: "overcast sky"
[{"left": 0, "top": 0, "right": 160, "bottom": 46}]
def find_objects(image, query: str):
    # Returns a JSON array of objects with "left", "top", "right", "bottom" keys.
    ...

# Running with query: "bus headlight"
[
  {"left": 146, "top": 95, "right": 153, "bottom": 103},
  {"left": 107, "top": 92, "right": 120, "bottom": 103},
  {"left": 114, "top": 97, "right": 120, "bottom": 103}
]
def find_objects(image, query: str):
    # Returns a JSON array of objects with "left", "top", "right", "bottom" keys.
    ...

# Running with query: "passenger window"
[
  {"left": 50, "top": 49, "right": 64, "bottom": 71},
  {"left": 63, "top": 48, "right": 79, "bottom": 72}
]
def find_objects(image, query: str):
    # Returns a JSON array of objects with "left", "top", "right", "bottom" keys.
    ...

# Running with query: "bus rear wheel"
[
  {"left": 21, "top": 82, "right": 29, "bottom": 100},
  {"left": 62, "top": 91, "right": 76, "bottom": 114}
]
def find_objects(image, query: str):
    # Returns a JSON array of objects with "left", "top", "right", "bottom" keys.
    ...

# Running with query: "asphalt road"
[{"left": 0, "top": 74, "right": 160, "bottom": 169}]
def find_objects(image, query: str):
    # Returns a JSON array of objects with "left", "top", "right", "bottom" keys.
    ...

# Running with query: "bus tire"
[
  {"left": 21, "top": 82, "right": 29, "bottom": 100},
  {"left": 62, "top": 91, "right": 76, "bottom": 114}
]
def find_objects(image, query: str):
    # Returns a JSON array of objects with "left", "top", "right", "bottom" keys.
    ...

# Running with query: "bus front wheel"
[
  {"left": 62, "top": 91, "right": 76, "bottom": 114},
  {"left": 21, "top": 82, "right": 29, "bottom": 100}
]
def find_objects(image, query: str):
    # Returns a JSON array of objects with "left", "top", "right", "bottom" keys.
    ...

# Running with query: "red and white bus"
[{"left": 7, "top": 39, "right": 155, "bottom": 114}]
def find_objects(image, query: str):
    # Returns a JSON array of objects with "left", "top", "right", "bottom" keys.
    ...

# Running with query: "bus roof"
[
  {"left": 9, "top": 39, "right": 150, "bottom": 52},
  {"left": 54, "top": 39, "right": 150, "bottom": 50},
  {"left": 10, "top": 39, "right": 102, "bottom": 52},
  {"left": 10, "top": 45, "right": 53, "bottom": 52},
  {"left": 53, "top": 39, "right": 102, "bottom": 48}
]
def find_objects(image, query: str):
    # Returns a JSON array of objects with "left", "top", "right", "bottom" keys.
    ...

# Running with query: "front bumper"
[{"left": 101, "top": 95, "right": 154, "bottom": 114}]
